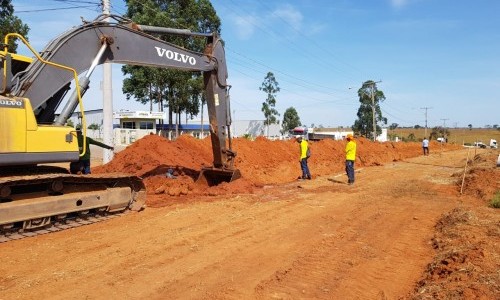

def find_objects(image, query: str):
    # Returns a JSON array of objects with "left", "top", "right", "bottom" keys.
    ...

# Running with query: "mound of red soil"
[
  {"left": 457, "top": 150, "right": 500, "bottom": 201},
  {"left": 94, "top": 135, "right": 461, "bottom": 206}
]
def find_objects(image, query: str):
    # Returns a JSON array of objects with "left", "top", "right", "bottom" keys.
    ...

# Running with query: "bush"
[{"left": 491, "top": 191, "right": 500, "bottom": 208}]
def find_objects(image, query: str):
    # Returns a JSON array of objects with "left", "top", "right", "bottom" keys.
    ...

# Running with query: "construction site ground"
[{"left": 0, "top": 136, "right": 498, "bottom": 299}]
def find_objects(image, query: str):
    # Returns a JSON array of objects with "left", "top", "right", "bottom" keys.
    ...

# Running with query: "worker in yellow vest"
[
  {"left": 297, "top": 136, "right": 311, "bottom": 180},
  {"left": 345, "top": 133, "right": 356, "bottom": 185}
]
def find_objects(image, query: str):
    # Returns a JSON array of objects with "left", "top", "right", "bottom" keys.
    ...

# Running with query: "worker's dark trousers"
[
  {"left": 81, "top": 159, "right": 91, "bottom": 174},
  {"left": 300, "top": 158, "right": 311, "bottom": 179},
  {"left": 345, "top": 160, "right": 355, "bottom": 184}
]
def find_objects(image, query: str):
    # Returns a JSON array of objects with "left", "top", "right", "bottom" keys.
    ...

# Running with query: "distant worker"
[
  {"left": 297, "top": 136, "right": 312, "bottom": 180},
  {"left": 345, "top": 133, "right": 357, "bottom": 185},
  {"left": 70, "top": 125, "right": 114, "bottom": 175},
  {"left": 422, "top": 137, "right": 429, "bottom": 156}
]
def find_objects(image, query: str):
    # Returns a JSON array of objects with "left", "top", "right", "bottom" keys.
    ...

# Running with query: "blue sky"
[{"left": 11, "top": 0, "right": 500, "bottom": 128}]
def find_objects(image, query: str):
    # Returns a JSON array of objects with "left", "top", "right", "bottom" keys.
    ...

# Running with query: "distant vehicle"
[
  {"left": 289, "top": 127, "right": 348, "bottom": 141},
  {"left": 436, "top": 137, "right": 446, "bottom": 143},
  {"left": 307, "top": 128, "right": 340, "bottom": 141},
  {"left": 289, "top": 127, "right": 309, "bottom": 139},
  {"left": 490, "top": 139, "right": 498, "bottom": 149},
  {"left": 473, "top": 141, "right": 487, "bottom": 149}
]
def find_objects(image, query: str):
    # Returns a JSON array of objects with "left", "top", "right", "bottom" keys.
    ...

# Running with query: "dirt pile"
[
  {"left": 94, "top": 135, "right": 461, "bottom": 206},
  {"left": 411, "top": 207, "right": 499, "bottom": 299},
  {"left": 457, "top": 150, "right": 500, "bottom": 201},
  {"left": 408, "top": 150, "right": 500, "bottom": 299}
]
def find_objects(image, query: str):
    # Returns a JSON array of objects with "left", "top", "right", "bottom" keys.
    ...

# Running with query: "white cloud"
[
  {"left": 272, "top": 4, "right": 303, "bottom": 31},
  {"left": 232, "top": 15, "right": 258, "bottom": 40}
]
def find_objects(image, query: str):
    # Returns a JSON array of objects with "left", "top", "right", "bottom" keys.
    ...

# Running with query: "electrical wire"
[
  {"left": 52, "top": 0, "right": 101, "bottom": 4},
  {"left": 15, "top": 5, "right": 99, "bottom": 13},
  {"left": 223, "top": 0, "right": 364, "bottom": 85},
  {"left": 254, "top": 0, "right": 365, "bottom": 80},
  {"left": 226, "top": 47, "right": 348, "bottom": 94}
]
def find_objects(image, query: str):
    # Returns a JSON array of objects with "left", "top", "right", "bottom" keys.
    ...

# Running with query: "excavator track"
[
  {"left": 0, "top": 211, "right": 125, "bottom": 243},
  {"left": 0, "top": 167, "right": 146, "bottom": 243}
]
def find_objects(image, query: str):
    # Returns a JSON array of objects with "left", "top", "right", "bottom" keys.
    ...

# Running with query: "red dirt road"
[{"left": 0, "top": 136, "right": 498, "bottom": 299}]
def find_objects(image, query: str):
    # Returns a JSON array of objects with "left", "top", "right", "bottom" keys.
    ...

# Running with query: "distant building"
[
  {"left": 157, "top": 123, "right": 210, "bottom": 139},
  {"left": 289, "top": 127, "right": 387, "bottom": 142},
  {"left": 376, "top": 128, "right": 388, "bottom": 142},
  {"left": 186, "top": 119, "right": 284, "bottom": 139},
  {"left": 231, "top": 120, "right": 282, "bottom": 139},
  {"left": 69, "top": 109, "right": 289, "bottom": 145},
  {"left": 113, "top": 110, "right": 166, "bottom": 145}
]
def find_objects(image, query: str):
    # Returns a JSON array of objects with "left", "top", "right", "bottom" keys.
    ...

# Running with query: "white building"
[
  {"left": 69, "top": 109, "right": 166, "bottom": 145},
  {"left": 69, "top": 109, "right": 288, "bottom": 145},
  {"left": 376, "top": 128, "right": 388, "bottom": 142},
  {"left": 113, "top": 110, "right": 166, "bottom": 145},
  {"left": 231, "top": 120, "right": 282, "bottom": 139}
]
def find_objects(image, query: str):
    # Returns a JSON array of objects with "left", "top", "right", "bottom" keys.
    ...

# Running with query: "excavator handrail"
[{"left": 3, "top": 33, "right": 88, "bottom": 157}]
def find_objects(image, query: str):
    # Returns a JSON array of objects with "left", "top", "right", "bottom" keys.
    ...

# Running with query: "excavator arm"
[{"left": 2, "top": 14, "right": 239, "bottom": 180}]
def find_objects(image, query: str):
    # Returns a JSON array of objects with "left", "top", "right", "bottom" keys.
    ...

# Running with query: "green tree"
[
  {"left": 429, "top": 126, "right": 450, "bottom": 140},
  {"left": 259, "top": 72, "right": 280, "bottom": 137},
  {"left": 468, "top": 124, "right": 473, "bottom": 130},
  {"left": 281, "top": 107, "right": 301, "bottom": 135},
  {"left": 389, "top": 123, "right": 398, "bottom": 130},
  {"left": 123, "top": 0, "right": 220, "bottom": 127},
  {"left": 352, "top": 80, "right": 387, "bottom": 140},
  {"left": 88, "top": 123, "right": 100, "bottom": 130},
  {"left": 0, "top": 0, "right": 29, "bottom": 53}
]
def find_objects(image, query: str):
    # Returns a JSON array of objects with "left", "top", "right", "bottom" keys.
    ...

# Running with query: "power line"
[
  {"left": 381, "top": 108, "right": 419, "bottom": 125},
  {"left": 108, "top": 1, "right": 358, "bottom": 109},
  {"left": 227, "top": 50, "right": 345, "bottom": 96},
  {"left": 52, "top": 0, "right": 101, "bottom": 4},
  {"left": 16, "top": 5, "right": 99, "bottom": 13},
  {"left": 229, "top": 64, "right": 353, "bottom": 107},
  {"left": 254, "top": 0, "right": 364, "bottom": 81},
  {"left": 224, "top": 0, "right": 364, "bottom": 84}
]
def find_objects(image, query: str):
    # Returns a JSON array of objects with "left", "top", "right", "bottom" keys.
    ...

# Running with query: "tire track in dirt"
[{"left": 253, "top": 155, "right": 462, "bottom": 299}]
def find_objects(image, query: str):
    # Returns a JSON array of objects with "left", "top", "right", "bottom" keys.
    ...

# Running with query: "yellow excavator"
[{"left": 0, "top": 15, "right": 240, "bottom": 242}]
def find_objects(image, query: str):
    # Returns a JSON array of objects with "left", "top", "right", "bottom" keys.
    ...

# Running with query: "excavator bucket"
[{"left": 197, "top": 167, "right": 241, "bottom": 187}]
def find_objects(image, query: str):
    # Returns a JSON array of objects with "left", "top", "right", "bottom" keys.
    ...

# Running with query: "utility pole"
[
  {"left": 420, "top": 107, "right": 432, "bottom": 137},
  {"left": 441, "top": 118, "right": 449, "bottom": 143},
  {"left": 102, "top": 0, "right": 113, "bottom": 164},
  {"left": 363, "top": 80, "right": 381, "bottom": 141}
]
